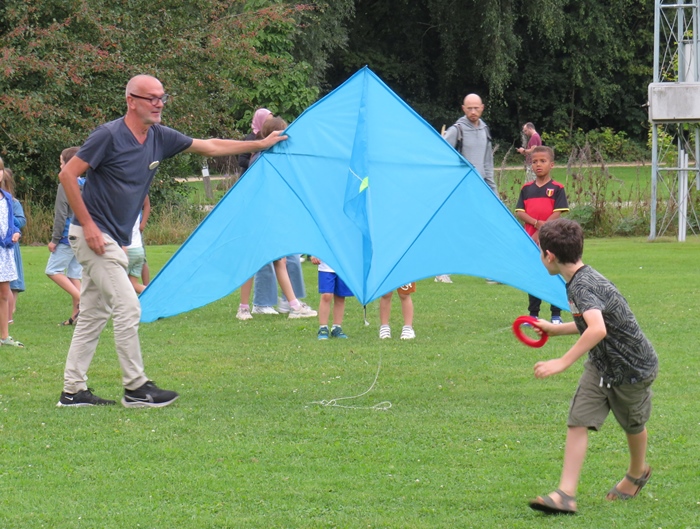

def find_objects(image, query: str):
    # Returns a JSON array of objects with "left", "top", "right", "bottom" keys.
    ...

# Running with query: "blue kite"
[{"left": 139, "top": 67, "right": 567, "bottom": 323}]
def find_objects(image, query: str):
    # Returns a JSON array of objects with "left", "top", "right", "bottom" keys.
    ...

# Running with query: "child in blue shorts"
[
  {"left": 46, "top": 147, "right": 84, "bottom": 326},
  {"left": 310, "top": 257, "right": 353, "bottom": 339}
]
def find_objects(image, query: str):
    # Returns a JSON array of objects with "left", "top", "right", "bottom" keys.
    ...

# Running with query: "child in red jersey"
[{"left": 515, "top": 146, "right": 569, "bottom": 323}]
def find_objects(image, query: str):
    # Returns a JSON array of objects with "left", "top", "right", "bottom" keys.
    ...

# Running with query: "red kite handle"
[{"left": 512, "top": 316, "right": 548, "bottom": 348}]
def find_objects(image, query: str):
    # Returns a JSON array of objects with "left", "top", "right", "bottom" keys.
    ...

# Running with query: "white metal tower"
[{"left": 649, "top": 0, "right": 700, "bottom": 240}]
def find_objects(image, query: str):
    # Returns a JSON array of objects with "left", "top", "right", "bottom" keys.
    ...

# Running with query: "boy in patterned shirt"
[
  {"left": 528, "top": 218, "right": 658, "bottom": 515},
  {"left": 515, "top": 145, "right": 569, "bottom": 323}
]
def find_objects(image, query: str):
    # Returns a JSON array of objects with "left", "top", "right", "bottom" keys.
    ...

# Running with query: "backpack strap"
[{"left": 453, "top": 121, "right": 463, "bottom": 152}]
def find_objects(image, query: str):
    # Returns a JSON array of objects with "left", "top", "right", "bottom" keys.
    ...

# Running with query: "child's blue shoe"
[
  {"left": 318, "top": 326, "right": 330, "bottom": 340},
  {"left": 331, "top": 326, "right": 348, "bottom": 339}
]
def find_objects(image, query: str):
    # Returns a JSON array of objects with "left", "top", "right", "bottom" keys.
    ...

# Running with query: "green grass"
[{"left": 2, "top": 239, "right": 699, "bottom": 528}]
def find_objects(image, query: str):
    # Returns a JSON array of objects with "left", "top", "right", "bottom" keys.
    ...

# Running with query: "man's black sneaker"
[
  {"left": 122, "top": 381, "right": 179, "bottom": 408},
  {"left": 56, "top": 388, "right": 116, "bottom": 407}
]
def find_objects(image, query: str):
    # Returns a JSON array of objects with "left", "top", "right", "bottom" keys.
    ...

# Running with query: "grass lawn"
[{"left": 1, "top": 238, "right": 698, "bottom": 528}]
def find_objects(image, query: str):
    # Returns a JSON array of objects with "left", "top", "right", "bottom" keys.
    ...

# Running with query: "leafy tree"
[
  {"left": 0, "top": 0, "right": 321, "bottom": 204},
  {"left": 326, "top": 0, "right": 653, "bottom": 146}
]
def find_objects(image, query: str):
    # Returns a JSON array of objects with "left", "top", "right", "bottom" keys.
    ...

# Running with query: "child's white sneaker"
[
  {"left": 379, "top": 325, "right": 391, "bottom": 339},
  {"left": 288, "top": 304, "right": 317, "bottom": 319},
  {"left": 400, "top": 326, "right": 416, "bottom": 340},
  {"left": 252, "top": 305, "right": 279, "bottom": 315},
  {"left": 277, "top": 297, "right": 291, "bottom": 313},
  {"left": 236, "top": 306, "right": 253, "bottom": 320}
]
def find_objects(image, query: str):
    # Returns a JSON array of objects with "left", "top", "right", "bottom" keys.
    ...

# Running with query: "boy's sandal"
[
  {"left": 60, "top": 310, "right": 80, "bottom": 327},
  {"left": 529, "top": 489, "right": 577, "bottom": 515},
  {"left": 0, "top": 336, "right": 24, "bottom": 348},
  {"left": 606, "top": 466, "right": 652, "bottom": 501}
]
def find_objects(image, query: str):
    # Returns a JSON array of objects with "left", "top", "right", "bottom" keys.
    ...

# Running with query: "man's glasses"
[{"left": 129, "top": 93, "right": 170, "bottom": 105}]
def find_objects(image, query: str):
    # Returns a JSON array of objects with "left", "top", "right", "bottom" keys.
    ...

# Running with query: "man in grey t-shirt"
[{"left": 57, "top": 74, "right": 286, "bottom": 409}]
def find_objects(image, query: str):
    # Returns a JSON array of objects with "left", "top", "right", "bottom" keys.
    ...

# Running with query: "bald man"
[
  {"left": 57, "top": 74, "right": 286, "bottom": 408},
  {"left": 444, "top": 94, "right": 496, "bottom": 194}
]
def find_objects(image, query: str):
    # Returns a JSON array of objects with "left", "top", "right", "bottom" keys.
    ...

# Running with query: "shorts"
[
  {"left": 45, "top": 243, "right": 83, "bottom": 279},
  {"left": 568, "top": 361, "right": 656, "bottom": 435},
  {"left": 397, "top": 282, "right": 416, "bottom": 295},
  {"left": 127, "top": 247, "right": 146, "bottom": 279},
  {"left": 318, "top": 271, "right": 354, "bottom": 297}
]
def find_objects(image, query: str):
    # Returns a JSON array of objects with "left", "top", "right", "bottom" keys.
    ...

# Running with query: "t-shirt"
[
  {"left": 526, "top": 132, "right": 542, "bottom": 164},
  {"left": 567, "top": 265, "right": 658, "bottom": 386},
  {"left": 127, "top": 214, "right": 143, "bottom": 249},
  {"left": 74, "top": 118, "right": 192, "bottom": 245},
  {"left": 515, "top": 179, "right": 569, "bottom": 236},
  {"left": 318, "top": 260, "right": 334, "bottom": 273}
]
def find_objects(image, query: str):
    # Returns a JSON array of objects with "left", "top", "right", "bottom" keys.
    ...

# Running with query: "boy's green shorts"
[{"left": 568, "top": 361, "right": 656, "bottom": 435}]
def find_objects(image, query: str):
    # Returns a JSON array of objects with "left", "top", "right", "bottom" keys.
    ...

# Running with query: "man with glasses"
[{"left": 57, "top": 74, "right": 286, "bottom": 408}]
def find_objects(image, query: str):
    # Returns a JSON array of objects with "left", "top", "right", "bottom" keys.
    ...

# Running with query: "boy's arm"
[
  {"left": 51, "top": 184, "right": 70, "bottom": 246},
  {"left": 533, "top": 309, "right": 606, "bottom": 379},
  {"left": 516, "top": 210, "right": 540, "bottom": 228},
  {"left": 12, "top": 200, "right": 26, "bottom": 229},
  {"left": 140, "top": 194, "right": 151, "bottom": 232},
  {"left": 535, "top": 319, "right": 578, "bottom": 336}
]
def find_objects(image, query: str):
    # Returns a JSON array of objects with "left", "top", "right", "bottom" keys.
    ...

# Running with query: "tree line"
[{"left": 1, "top": 0, "right": 653, "bottom": 204}]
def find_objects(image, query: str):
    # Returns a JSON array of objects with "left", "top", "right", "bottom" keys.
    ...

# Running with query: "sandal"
[
  {"left": 529, "top": 489, "right": 577, "bottom": 515},
  {"left": 60, "top": 310, "right": 80, "bottom": 327},
  {"left": 606, "top": 466, "right": 652, "bottom": 501}
]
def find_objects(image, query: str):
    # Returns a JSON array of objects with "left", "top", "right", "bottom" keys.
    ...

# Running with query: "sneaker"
[
  {"left": 288, "top": 304, "right": 317, "bottom": 319},
  {"left": 0, "top": 336, "right": 24, "bottom": 348},
  {"left": 252, "top": 305, "right": 279, "bottom": 315},
  {"left": 485, "top": 279, "right": 500, "bottom": 285},
  {"left": 57, "top": 388, "right": 116, "bottom": 407},
  {"left": 434, "top": 274, "right": 453, "bottom": 283},
  {"left": 379, "top": 325, "right": 391, "bottom": 339},
  {"left": 276, "top": 297, "right": 291, "bottom": 313},
  {"left": 400, "top": 325, "right": 416, "bottom": 340},
  {"left": 318, "top": 326, "right": 330, "bottom": 340},
  {"left": 331, "top": 326, "right": 348, "bottom": 339},
  {"left": 551, "top": 316, "right": 563, "bottom": 325},
  {"left": 122, "top": 381, "right": 179, "bottom": 408},
  {"left": 236, "top": 306, "right": 253, "bottom": 320}
]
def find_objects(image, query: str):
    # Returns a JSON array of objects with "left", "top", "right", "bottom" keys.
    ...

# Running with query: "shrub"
[
  {"left": 542, "top": 128, "right": 648, "bottom": 162},
  {"left": 17, "top": 200, "right": 54, "bottom": 246}
]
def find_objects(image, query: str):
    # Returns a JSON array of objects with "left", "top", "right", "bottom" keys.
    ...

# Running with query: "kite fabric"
[{"left": 139, "top": 66, "right": 568, "bottom": 323}]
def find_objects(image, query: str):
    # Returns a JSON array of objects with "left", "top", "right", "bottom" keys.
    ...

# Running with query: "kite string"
[{"left": 310, "top": 355, "right": 391, "bottom": 410}]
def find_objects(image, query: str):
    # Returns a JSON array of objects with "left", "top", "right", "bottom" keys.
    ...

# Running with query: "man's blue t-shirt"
[{"left": 74, "top": 118, "right": 193, "bottom": 245}]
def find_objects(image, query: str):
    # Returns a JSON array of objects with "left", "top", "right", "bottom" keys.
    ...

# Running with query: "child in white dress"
[{"left": 0, "top": 157, "right": 23, "bottom": 347}]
